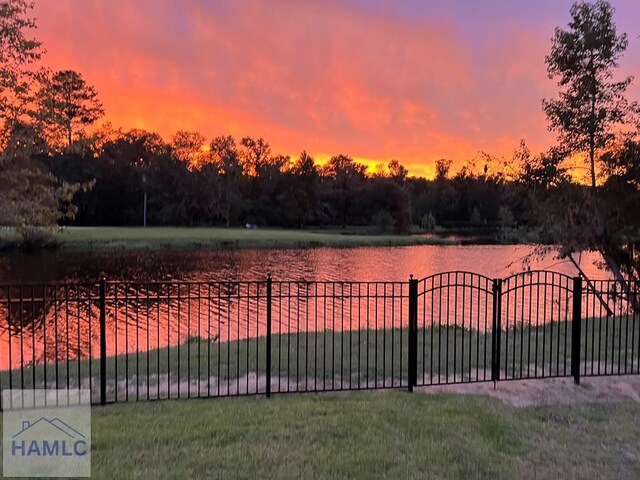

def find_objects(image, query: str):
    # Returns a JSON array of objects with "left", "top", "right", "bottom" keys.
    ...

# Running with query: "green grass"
[
  {"left": 5, "top": 316, "right": 638, "bottom": 402},
  {"left": 3, "top": 391, "right": 637, "bottom": 479},
  {"left": 0, "top": 226, "right": 457, "bottom": 252}
]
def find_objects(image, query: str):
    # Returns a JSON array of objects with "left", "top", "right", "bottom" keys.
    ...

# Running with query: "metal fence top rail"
[
  {"left": 418, "top": 271, "right": 495, "bottom": 284},
  {"left": 501, "top": 270, "right": 577, "bottom": 283}
]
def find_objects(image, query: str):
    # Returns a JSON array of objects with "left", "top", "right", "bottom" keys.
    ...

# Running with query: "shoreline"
[{"left": 0, "top": 226, "right": 513, "bottom": 253}]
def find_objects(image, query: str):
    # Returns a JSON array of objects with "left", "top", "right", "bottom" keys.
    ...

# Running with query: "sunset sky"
[{"left": 34, "top": 0, "right": 640, "bottom": 177}]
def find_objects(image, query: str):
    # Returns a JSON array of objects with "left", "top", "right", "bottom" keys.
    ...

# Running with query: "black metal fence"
[{"left": 0, "top": 271, "right": 637, "bottom": 407}]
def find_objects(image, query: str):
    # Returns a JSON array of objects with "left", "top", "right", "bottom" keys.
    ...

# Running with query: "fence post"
[
  {"left": 408, "top": 275, "right": 418, "bottom": 392},
  {"left": 99, "top": 275, "right": 107, "bottom": 406},
  {"left": 266, "top": 274, "right": 272, "bottom": 398},
  {"left": 491, "top": 279, "right": 502, "bottom": 384},
  {"left": 571, "top": 276, "right": 582, "bottom": 385}
]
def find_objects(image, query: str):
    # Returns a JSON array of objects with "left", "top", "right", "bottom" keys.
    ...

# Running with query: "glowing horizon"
[{"left": 34, "top": 0, "right": 640, "bottom": 179}]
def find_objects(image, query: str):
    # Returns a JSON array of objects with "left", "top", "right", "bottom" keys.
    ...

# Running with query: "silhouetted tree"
[
  {"left": 543, "top": 0, "right": 639, "bottom": 189},
  {"left": 37, "top": 69, "right": 104, "bottom": 147},
  {"left": 211, "top": 135, "right": 242, "bottom": 227},
  {"left": 434, "top": 158, "right": 452, "bottom": 180},
  {"left": 388, "top": 159, "right": 408, "bottom": 184},
  {"left": 240, "top": 136, "right": 271, "bottom": 176},
  {"left": 171, "top": 130, "right": 207, "bottom": 169},
  {"left": 321, "top": 154, "right": 366, "bottom": 228},
  {"left": 284, "top": 151, "right": 318, "bottom": 227},
  {"left": 360, "top": 177, "right": 411, "bottom": 233}
]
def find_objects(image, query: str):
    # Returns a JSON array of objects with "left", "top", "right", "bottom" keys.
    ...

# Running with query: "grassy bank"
[
  {"left": 0, "top": 226, "right": 459, "bottom": 252},
  {"left": 2, "top": 392, "right": 632, "bottom": 478},
  {"left": 4, "top": 316, "right": 637, "bottom": 399}
]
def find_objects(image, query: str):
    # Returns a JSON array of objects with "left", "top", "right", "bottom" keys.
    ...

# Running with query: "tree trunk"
[
  {"left": 588, "top": 55, "right": 597, "bottom": 190},
  {"left": 588, "top": 90, "right": 597, "bottom": 189},
  {"left": 568, "top": 254, "right": 613, "bottom": 315},
  {"left": 589, "top": 141, "right": 596, "bottom": 189},
  {"left": 600, "top": 248, "right": 639, "bottom": 312}
]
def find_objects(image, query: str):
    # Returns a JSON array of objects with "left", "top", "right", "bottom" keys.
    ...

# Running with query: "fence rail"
[{"left": 0, "top": 271, "right": 638, "bottom": 407}]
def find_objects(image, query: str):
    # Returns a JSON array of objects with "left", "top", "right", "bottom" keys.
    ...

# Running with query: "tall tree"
[
  {"left": 434, "top": 158, "right": 452, "bottom": 180},
  {"left": 321, "top": 154, "right": 366, "bottom": 228},
  {"left": 285, "top": 151, "right": 318, "bottom": 227},
  {"left": 0, "top": 1, "right": 91, "bottom": 245},
  {"left": 37, "top": 69, "right": 104, "bottom": 147},
  {"left": 171, "top": 130, "right": 207, "bottom": 169},
  {"left": 387, "top": 159, "right": 408, "bottom": 184},
  {"left": 0, "top": 0, "right": 44, "bottom": 142},
  {"left": 543, "top": 0, "right": 638, "bottom": 189},
  {"left": 211, "top": 135, "right": 242, "bottom": 227},
  {"left": 240, "top": 136, "right": 271, "bottom": 176}
]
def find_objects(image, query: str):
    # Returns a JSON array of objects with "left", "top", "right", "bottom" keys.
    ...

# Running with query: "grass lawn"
[
  {"left": 0, "top": 226, "right": 456, "bottom": 252},
  {"left": 58, "top": 392, "right": 640, "bottom": 479}
]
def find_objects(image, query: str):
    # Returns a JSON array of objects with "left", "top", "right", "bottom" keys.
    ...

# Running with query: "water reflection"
[
  {"left": 0, "top": 245, "right": 612, "bottom": 370},
  {"left": 0, "top": 245, "right": 609, "bottom": 284}
]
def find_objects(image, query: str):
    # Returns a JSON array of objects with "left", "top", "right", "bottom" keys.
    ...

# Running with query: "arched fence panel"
[
  {"left": 497, "top": 271, "right": 576, "bottom": 381},
  {"left": 415, "top": 272, "right": 495, "bottom": 386}
]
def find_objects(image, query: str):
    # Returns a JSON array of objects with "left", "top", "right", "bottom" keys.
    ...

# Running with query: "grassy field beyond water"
[{"left": 0, "top": 227, "right": 458, "bottom": 252}]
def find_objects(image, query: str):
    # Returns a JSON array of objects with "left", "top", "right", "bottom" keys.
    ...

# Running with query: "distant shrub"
[
  {"left": 420, "top": 212, "right": 437, "bottom": 231},
  {"left": 498, "top": 206, "right": 515, "bottom": 227},
  {"left": 374, "top": 210, "right": 395, "bottom": 233},
  {"left": 498, "top": 206, "right": 516, "bottom": 242},
  {"left": 470, "top": 206, "right": 482, "bottom": 225},
  {"left": 18, "top": 227, "right": 55, "bottom": 250}
]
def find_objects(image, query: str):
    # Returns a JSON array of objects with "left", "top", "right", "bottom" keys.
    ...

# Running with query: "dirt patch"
[
  {"left": 54, "top": 371, "right": 640, "bottom": 407},
  {"left": 418, "top": 375, "right": 640, "bottom": 408}
]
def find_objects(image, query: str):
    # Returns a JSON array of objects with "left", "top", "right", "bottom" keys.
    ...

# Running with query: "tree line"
[{"left": 44, "top": 128, "right": 525, "bottom": 233}]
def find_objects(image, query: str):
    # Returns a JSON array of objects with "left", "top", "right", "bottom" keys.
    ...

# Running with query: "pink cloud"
[{"left": 33, "top": 0, "right": 640, "bottom": 176}]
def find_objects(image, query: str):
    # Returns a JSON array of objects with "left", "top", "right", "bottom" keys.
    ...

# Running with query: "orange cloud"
[{"left": 33, "top": 0, "right": 640, "bottom": 178}]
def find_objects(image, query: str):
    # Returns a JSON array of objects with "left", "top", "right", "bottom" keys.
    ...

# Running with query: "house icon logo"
[
  {"left": 3, "top": 389, "right": 91, "bottom": 477},
  {"left": 11, "top": 417, "right": 89, "bottom": 457}
]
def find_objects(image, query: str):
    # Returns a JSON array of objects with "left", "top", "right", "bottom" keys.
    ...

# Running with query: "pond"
[
  {"left": 0, "top": 245, "right": 614, "bottom": 372},
  {"left": 0, "top": 244, "right": 609, "bottom": 284}
]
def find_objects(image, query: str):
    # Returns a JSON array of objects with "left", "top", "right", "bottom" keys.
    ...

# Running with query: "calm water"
[
  {"left": 0, "top": 244, "right": 609, "bottom": 284},
  {"left": 0, "top": 245, "right": 611, "bottom": 370}
]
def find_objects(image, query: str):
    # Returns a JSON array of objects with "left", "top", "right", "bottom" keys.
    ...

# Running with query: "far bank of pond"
[{"left": 0, "top": 226, "right": 511, "bottom": 253}]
